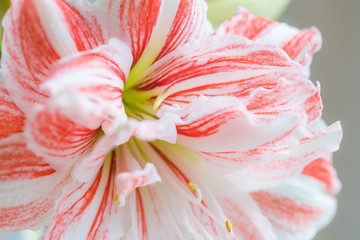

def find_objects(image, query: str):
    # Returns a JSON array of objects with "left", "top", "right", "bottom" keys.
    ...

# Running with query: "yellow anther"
[
  {"left": 113, "top": 193, "right": 120, "bottom": 204},
  {"left": 225, "top": 220, "right": 232, "bottom": 233},
  {"left": 187, "top": 182, "right": 197, "bottom": 192}
]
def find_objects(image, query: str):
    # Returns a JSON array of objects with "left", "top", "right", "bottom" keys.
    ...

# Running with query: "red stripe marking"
[
  {"left": 0, "top": 89, "right": 25, "bottom": 140},
  {"left": 87, "top": 159, "right": 116, "bottom": 239},
  {"left": 136, "top": 189, "right": 148, "bottom": 240},
  {"left": 0, "top": 139, "right": 56, "bottom": 181},
  {"left": 48, "top": 167, "right": 103, "bottom": 239},
  {"left": 118, "top": 0, "right": 161, "bottom": 64},
  {"left": 56, "top": 0, "right": 105, "bottom": 51},
  {"left": 251, "top": 191, "right": 325, "bottom": 232},
  {"left": 302, "top": 157, "right": 337, "bottom": 194},
  {"left": 0, "top": 175, "right": 69, "bottom": 230}
]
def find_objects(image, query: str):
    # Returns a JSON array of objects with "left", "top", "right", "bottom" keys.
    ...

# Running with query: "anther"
[
  {"left": 225, "top": 220, "right": 232, "bottom": 233},
  {"left": 113, "top": 193, "right": 121, "bottom": 204},
  {"left": 187, "top": 182, "right": 197, "bottom": 192}
]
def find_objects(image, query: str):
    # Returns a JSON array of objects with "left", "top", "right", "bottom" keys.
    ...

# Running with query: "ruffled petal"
[
  {"left": 115, "top": 163, "right": 161, "bottom": 206},
  {"left": 43, "top": 157, "right": 130, "bottom": 240},
  {"left": 26, "top": 106, "right": 100, "bottom": 171},
  {"left": 26, "top": 39, "right": 132, "bottom": 171},
  {"left": 302, "top": 155, "right": 341, "bottom": 195},
  {"left": 133, "top": 36, "right": 312, "bottom": 114},
  {"left": 246, "top": 78, "right": 322, "bottom": 123},
  {"left": 219, "top": 193, "right": 277, "bottom": 240},
  {"left": 251, "top": 175, "right": 337, "bottom": 240},
  {"left": 157, "top": 95, "right": 299, "bottom": 152},
  {"left": 1, "top": 0, "right": 106, "bottom": 114},
  {"left": 43, "top": 38, "right": 132, "bottom": 132},
  {"left": 0, "top": 133, "right": 69, "bottom": 231},
  {"left": 228, "top": 122, "right": 342, "bottom": 191},
  {"left": 215, "top": 7, "right": 321, "bottom": 63}
]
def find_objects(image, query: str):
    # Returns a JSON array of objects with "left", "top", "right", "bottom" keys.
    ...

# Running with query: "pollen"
[
  {"left": 187, "top": 182, "right": 197, "bottom": 192},
  {"left": 225, "top": 220, "right": 232, "bottom": 232},
  {"left": 113, "top": 193, "right": 120, "bottom": 204}
]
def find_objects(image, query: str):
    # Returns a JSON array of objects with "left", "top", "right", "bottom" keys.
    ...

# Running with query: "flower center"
[{"left": 122, "top": 86, "right": 156, "bottom": 120}]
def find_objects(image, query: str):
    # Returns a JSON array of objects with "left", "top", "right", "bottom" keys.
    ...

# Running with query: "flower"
[{"left": 0, "top": 1, "right": 342, "bottom": 239}]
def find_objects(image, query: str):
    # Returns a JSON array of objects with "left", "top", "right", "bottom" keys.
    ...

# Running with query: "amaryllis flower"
[{"left": 0, "top": 1, "right": 342, "bottom": 239}]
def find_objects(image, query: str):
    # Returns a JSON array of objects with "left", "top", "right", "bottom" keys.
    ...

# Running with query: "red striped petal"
[
  {"left": 115, "top": 163, "right": 161, "bottom": 206},
  {"left": 134, "top": 36, "right": 305, "bottom": 108},
  {"left": 219, "top": 194, "right": 277, "bottom": 240},
  {"left": 157, "top": 0, "right": 213, "bottom": 59},
  {"left": 27, "top": 106, "right": 99, "bottom": 171},
  {"left": 198, "top": 121, "right": 310, "bottom": 174},
  {"left": 0, "top": 133, "right": 69, "bottom": 231},
  {"left": 215, "top": 8, "right": 321, "bottom": 62},
  {"left": 229, "top": 122, "right": 342, "bottom": 191},
  {"left": 43, "top": 158, "right": 129, "bottom": 240},
  {"left": 302, "top": 156, "right": 341, "bottom": 195},
  {"left": 246, "top": 78, "right": 322, "bottom": 123},
  {"left": 157, "top": 95, "right": 299, "bottom": 152},
  {"left": 26, "top": 40, "right": 133, "bottom": 171},
  {"left": 0, "top": 134, "right": 55, "bottom": 182},
  {"left": 1, "top": 0, "right": 106, "bottom": 114},
  {"left": 251, "top": 175, "right": 337, "bottom": 239},
  {"left": 43, "top": 39, "right": 131, "bottom": 131},
  {"left": 97, "top": 0, "right": 162, "bottom": 64}
]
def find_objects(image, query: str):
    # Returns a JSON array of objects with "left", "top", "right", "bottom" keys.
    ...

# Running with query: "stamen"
[
  {"left": 113, "top": 193, "right": 120, "bottom": 204},
  {"left": 136, "top": 142, "right": 232, "bottom": 234},
  {"left": 187, "top": 182, "right": 197, "bottom": 192},
  {"left": 153, "top": 93, "right": 166, "bottom": 110},
  {"left": 187, "top": 183, "right": 231, "bottom": 234},
  {"left": 225, "top": 220, "right": 232, "bottom": 232}
]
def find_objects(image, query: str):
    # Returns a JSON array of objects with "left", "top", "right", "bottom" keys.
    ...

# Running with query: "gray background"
[{"left": 282, "top": 0, "right": 360, "bottom": 239}]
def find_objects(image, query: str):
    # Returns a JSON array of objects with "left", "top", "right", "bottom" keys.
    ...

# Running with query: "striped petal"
[
  {"left": 228, "top": 122, "right": 342, "bottom": 191},
  {"left": 26, "top": 40, "right": 132, "bottom": 171},
  {"left": 157, "top": 95, "right": 299, "bottom": 152},
  {"left": 215, "top": 7, "right": 321, "bottom": 64},
  {"left": 148, "top": 141, "right": 275, "bottom": 239},
  {"left": 43, "top": 157, "right": 130, "bottom": 240},
  {"left": 94, "top": 0, "right": 163, "bottom": 64},
  {"left": 251, "top": 175, "right": 337, "bottom": 240},
  {"left": 42, "top": 38, "right": 132, "bottom": 132},
  {"left": 0, "top": 133, "right": 69, "bottom": 231},
  {"left": 219, "top": 193, "right": 277, "bottom": 240},
  {"left": 302, "top": 155, "right": 341, "bottom": 195},
  {"left": 115, "top": 163, "right": 161, "bottom": 206},
  {"left": 95, "top": 0, "right": 212, "bottom": 86},
  {"left": 156, "top": 0, "right": 213, "bottom": 59},
  {"left": 125, "top": 141, "right": 234, "bottom": 240},
  {"left": 197, "top": 122, "right": 309, "bottom": 174},
  {"left": 133, "top": 35, "right": 309, "bottom": 111},
  {"left": 1, "top": 0, "right": 106, "bottom": 114}
]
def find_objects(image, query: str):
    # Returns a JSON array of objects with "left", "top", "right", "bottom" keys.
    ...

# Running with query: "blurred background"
[
  {"left": 282, "top": 0, "right": 360, "bottom": 239},
  {"left": 0, "top": 0, "right": 359, "bottom": 239}
]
